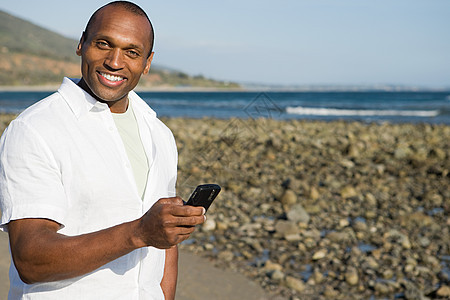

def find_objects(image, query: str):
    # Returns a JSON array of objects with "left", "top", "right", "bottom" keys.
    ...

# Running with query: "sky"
[{"left": 1, "top": 0, "right": 449, "bottom": 88}]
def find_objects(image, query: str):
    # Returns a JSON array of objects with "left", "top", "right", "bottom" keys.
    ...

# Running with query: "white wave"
[{"left": 286, "top": 106, "right": 440, "bottom": 117}]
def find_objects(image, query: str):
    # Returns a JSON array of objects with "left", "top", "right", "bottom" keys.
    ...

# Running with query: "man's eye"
[
  {"left": 96, "top": 41, "right": 109, "bottom": 48},
  {"left": 128, "top": 50, "right": 140, "bottom": 57}
]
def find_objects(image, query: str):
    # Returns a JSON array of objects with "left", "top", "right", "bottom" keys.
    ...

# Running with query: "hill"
[{"left": 0, "top": 10, "right": 239, "bottom": 89}]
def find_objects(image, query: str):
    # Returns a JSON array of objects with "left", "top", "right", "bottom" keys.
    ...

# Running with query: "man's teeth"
[{"left": 101, "top": 73, "right": 123, "bottom": 82}]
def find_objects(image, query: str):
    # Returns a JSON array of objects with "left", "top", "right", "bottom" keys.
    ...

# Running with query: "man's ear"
[
  {"left": 142, "top": 52, "right": 154, "bottom": 75},
  {"left": 76, "top": 32, "right": 85, "bottom": 57}
]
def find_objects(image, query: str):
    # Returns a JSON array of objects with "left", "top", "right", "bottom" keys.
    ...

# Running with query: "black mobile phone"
[{"left": 185, "top": 184, "right": 221, "bottom": 212}]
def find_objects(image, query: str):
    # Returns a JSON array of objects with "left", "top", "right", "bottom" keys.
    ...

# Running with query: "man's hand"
[{"left": 136, "top": 197, "right": 205, "bottom": 249}]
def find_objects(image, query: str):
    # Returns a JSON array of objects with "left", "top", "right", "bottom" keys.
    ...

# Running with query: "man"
[{"left": 0, "top": 1, "right": 205, "bottom": 299}]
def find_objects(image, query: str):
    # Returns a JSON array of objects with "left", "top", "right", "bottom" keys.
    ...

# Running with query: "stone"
[
  {"left": 437, "top": 285, "right": 450, "bottom": 297},
  {"left": 345, "top": 267, "right": 359, "bottom": 285},
  {"left": 217, "top": 251, "right": 234, "bottom": 262},
  {"left": 285, "top": 276, "right": 305, "bottom": 292},
  {"left": 340, "top": 159, "right": 355, "bottom": 168},
  {"left": 270, "top": 270, "right": 285, "bottom": 281},
  {"left": 340, "top": 186, "right": 357, "bottom": 199},
  {"left": 216, "top": 221, "right": 229, "bottom": 230},
  {"left": 264, "top": 260, "right": 283, "bottom": 272},
  {"left": 394, "top": 146, "right": 412, "bottom": 159},
  {"left": 280, "top": 189, "right": 297, "bottom": 208},
  {"left": 285, "top": 234, "right": 302, "bottom": 242},
  {"left": 383, "top": 229, "right": 411, "bottom": 249},
  {"left": 374, "top": 282, "right": 390, "bottom": 294},
  {"left": 204, "top": 243, "right": 214, "bottom": 251},
  {"left": 339, "top": 218, "right": 350, "bottom": 228},
  {"left": 353, "top": 220, "right": 367, "bottom": 232},
  {"left": 365, "top": 193, "right": 377, "bottom": 206},
  {"left": 202, "top": 218, "right": 216, "bottom": 231},
  {"left": 430, "top": 148, "right": 447, "bottom": 160},
  {"left": 313, "top": 270, "right": 324, "bottom": 284},
  {"left": 323, "top": 287, "right": 339, "bottom": 298},
  {"left": 382, "top": 269, "right": 394, "bottom": 280},
  {"left": 326, "top": 231, "right": 349, "bottom": 243},
  {"left": 286, "top": 204, "right": 310, "bottom": 224},
  {"left": 312, "top": 249, "right": 327, "bottom": 260},
  {"left": 275, "top": 220, "right": 300, "bottom": 238},
  {"left": 310, "top": 186, "right": 320, "bottom": 200},
  {"left": 364, "top": 257, "right": 379, "bottom": 269}
]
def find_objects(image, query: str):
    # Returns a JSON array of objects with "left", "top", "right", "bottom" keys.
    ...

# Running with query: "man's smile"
[{"left": 98, "top": 72, "right": 125, "bottom": 83}]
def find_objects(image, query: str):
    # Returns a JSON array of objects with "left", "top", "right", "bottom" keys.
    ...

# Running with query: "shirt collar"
[
  {"left": 58, "top": 77, "right": 110, "bottom": 119},
  {"left": 128, "top": 90, "right": 157, "bottom": 119},
  {"left": 58, "top": 77, "right": 157, "bottom": 119}
]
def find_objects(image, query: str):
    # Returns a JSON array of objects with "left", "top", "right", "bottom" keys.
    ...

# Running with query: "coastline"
[
  {"left": 0, "top": 85, "right": 246, "bottom": 93},
  {"left": 0, "top": 115, "right": 449, "bottom": 299},
  {"left": 1, "top": 84, "right": 449, "bottom": 93}
]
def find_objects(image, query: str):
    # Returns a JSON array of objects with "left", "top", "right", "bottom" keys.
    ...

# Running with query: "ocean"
[{"left": 1, "top": 90, "right": 449, "bottom": 124}]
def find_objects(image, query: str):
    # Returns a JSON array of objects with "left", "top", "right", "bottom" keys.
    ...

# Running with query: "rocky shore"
[
  {"left": 1, "top": 114, "right": 449, "bottom": 299},
  {"left": 165, "top": 117, "right": 449, "bottom": 299}
]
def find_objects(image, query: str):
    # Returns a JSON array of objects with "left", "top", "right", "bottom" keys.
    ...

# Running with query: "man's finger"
[{"left": 170, "top": 205, "right": 205, "bottom": 217}]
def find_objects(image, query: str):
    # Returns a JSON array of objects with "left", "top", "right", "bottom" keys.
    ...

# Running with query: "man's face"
[{"left": 76, "top": 6, "right": 153, "bottom": 111}]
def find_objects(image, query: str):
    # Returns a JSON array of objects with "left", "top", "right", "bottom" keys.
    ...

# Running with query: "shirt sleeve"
[{"left": 0, "top": 120, "right": 68, "bottom": 231}]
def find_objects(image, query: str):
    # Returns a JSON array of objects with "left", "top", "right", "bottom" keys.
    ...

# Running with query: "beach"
[{"left": 0, "top": 114, "right": 449, "bottom": 299}]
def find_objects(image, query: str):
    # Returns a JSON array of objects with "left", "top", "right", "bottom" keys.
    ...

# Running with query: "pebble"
[
  {"left": 339, "top": 218, "right": 350, "bottom": 228},
  {"left": 340, "top": 186, "right": 358, "bottom": 199},
  {"left": 286, "top": 204, "right": 310, "bottom": 224},
  {"left": 285, "top": 276, "right": 305, "bottom": 292},
  {"left": 264, "top": 260, "right": 283, "bottom": 272},
  {"left": 345, "top": 267, "right": 359, "bottom": 285},
  {"left": 326, "top": 231, "right": 349, "bottom": 243},
  {"left": 312, "top": 249, "right": 327, "bottom": 260},
  {"left": 269, "top": 269, "right": 285, "bottom": 281},
  {"left": 202, "top": 218, "right": 216, "bottom": 231},
  {"left": 280, "top": 189, "right": 297, "bottom": 209},
  {"left": 275, "top": 220, "right": 300, "bottom": 239},
  {"left": 309, "top": 186, "right": 320, "bottom": 200},
  {"left": 437, "top": 285, "right": 450, "bottom": 297}
]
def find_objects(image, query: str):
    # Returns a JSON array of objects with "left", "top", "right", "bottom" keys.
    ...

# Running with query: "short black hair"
[{"left": 83, "top": 1, "right": 154, "bottom": 57}]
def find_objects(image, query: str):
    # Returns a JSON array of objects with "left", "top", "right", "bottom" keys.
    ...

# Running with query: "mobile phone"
[{"left": 185, "top": 184, "right": 221, "bottom": 212}]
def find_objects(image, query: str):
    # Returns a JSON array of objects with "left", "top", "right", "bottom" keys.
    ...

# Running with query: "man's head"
[
  {"left": 76, "top": 1, "right": 154, "bottom": 112},
  {"left": 83, "top": 1, "right": 154, "bottom": 57}
]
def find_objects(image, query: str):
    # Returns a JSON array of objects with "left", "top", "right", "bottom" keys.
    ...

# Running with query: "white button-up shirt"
[{"left": 0, "top": 78, "right": 178, "bottom": 299}]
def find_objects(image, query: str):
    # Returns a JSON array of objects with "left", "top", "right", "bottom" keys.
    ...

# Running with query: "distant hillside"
[
  {"left": 0, "top": 10, "right": 239, "bottom": 88},
  {"left": 0, "top": 10, "right": 79, "bottom": 62}
]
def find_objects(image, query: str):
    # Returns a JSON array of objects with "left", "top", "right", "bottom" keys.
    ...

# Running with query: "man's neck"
[{"left": 77, "top": 78, "right": 129, "bottom": 113}]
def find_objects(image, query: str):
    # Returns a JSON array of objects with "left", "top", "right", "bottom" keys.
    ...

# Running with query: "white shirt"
[{"left": 0, "top": 78, "right": 178, "bottom": 299}]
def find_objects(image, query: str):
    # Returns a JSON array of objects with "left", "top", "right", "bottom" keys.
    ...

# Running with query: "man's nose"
[{"left": 105, "top": 49, "right": 124, "bottom": 70}]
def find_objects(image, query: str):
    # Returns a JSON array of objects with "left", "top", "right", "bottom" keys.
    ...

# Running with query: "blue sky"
[{"left": 1, "top": 0, "right": 449, "bottom": 88}]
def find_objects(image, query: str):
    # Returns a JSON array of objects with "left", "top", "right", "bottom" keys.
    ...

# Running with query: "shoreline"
[
  {"left": 0, "top": 85, "right": 246, "bottom": 93},
  {"left": 1, "top": 84, "right": 449, "bottom": 93}
]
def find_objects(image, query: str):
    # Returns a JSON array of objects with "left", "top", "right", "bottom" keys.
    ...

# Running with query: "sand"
[{"left": 0, "top": 233, "right": 9, "bottom": 299}]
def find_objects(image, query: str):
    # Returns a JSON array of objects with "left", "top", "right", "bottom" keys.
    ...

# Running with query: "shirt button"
[{"left": 108, "top": 127, "right": 114, "bottom": 131}]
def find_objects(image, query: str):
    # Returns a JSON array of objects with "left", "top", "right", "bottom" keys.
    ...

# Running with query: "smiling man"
[
  {"left": 0, "top": 1, "right": 205, "bottom": 299},
  {"left": 76, "top": 2, "right": 154, "bottom": 113}
]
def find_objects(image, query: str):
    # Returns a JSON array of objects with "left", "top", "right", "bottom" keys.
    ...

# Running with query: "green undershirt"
[{"left": 112, "top": 104, "right": 149, "bottom": 199}]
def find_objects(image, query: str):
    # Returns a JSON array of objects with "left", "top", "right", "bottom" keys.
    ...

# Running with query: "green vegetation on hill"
[
  {"left": 0, "top": 10, "right": 78, "bottom": 62},
  {"left": 0, "top": 10, "right": 240, "bottom": 89}
]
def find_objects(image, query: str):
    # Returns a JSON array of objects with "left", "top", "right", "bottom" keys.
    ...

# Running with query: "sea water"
[{"left": 1, "top": 90, "right": 449, "bottom": 124}]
